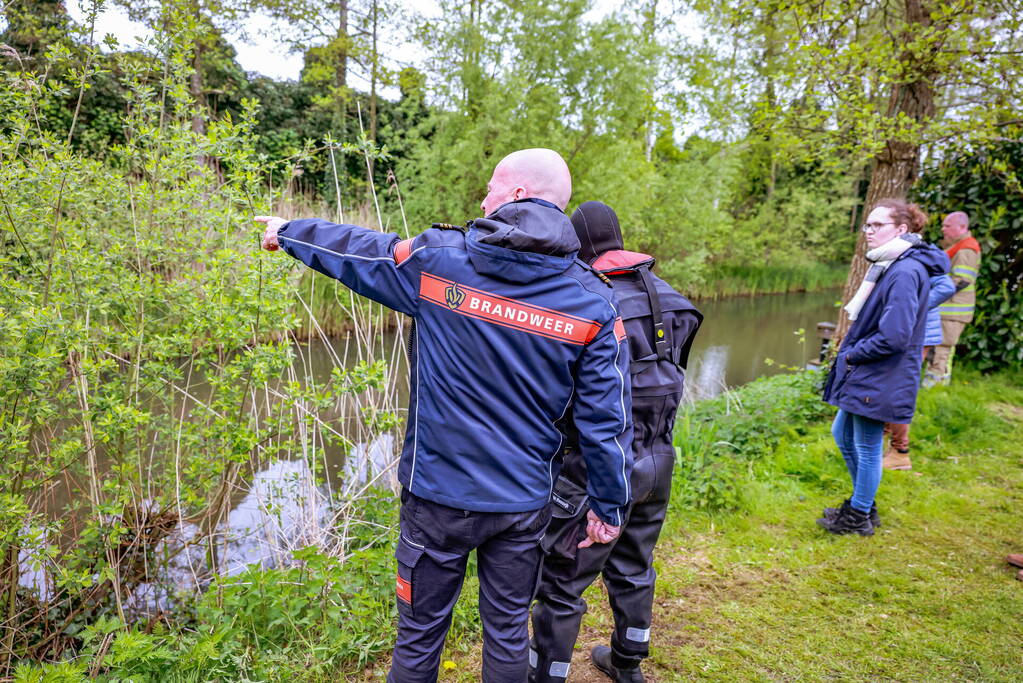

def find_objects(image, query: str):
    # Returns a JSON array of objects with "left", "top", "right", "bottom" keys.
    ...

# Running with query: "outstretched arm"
[{"left": 256, "top": 215, "right": 420, "bottom": 316}]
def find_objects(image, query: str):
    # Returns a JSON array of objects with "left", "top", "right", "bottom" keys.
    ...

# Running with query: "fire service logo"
[{"left": 444, "top": 283, "right": 466, "bottom": 309}]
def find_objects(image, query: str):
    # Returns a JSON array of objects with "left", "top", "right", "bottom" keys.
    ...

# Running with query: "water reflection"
[
  {"left": 684, "top": 288, "right": 839, "bottom": 399},
  {"left": 688, "top": 345, "right": 730, "bottom": 401}
]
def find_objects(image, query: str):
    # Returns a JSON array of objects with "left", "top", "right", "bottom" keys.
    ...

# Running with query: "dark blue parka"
[
  {"left": 277, "top": 199, "right": 633, "bottom": 525},
  {"left": 823, "top": 243, "right": 951, "bottom": 423}
]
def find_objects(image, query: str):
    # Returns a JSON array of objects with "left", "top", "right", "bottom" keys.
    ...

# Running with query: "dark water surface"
[
  {"left": 302, "top": 287, "right": 841, "bottom": 402},
  {"left": 685, "top": 288, "right": 841, "bottom": 399}
]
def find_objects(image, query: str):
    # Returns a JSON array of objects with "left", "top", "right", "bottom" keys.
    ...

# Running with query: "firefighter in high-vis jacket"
[
  {"left": 926, "top": 211, "right": 981, "bottom": 386},
  {"left": 530, "top": 201, "right": 703, "bottom": 683}
]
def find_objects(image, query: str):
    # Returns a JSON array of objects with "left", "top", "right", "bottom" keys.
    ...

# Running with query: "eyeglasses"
[{"left": 860, "top": 221, "right": 896, "bottom": 233}]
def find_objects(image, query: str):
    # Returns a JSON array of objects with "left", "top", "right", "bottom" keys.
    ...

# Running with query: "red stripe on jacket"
[{"left": 419, "top": 272, "right": 602, "bottom": 345}]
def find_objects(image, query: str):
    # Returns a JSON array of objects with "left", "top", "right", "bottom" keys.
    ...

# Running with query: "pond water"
[
  {"left": 297, "top": 286, "right": 842, "bottom": 404},
  {"left": 21, "top": 289, "right": 842, "bottom": 611},
  {"left": 685, "top": 288, "right": 841, "bottom": 399}
]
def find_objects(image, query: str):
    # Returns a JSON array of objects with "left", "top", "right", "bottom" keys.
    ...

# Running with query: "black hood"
[{"left": 571, "top": 201, "right": 624, "bottom": 264}]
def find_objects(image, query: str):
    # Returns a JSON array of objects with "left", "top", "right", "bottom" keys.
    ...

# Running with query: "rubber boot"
[
  {"left": 591, "top": 646, "right": 645, "bottom": 683},
  {"left": 822, "top": 498, "right": 880, "bottom": 528},
  {"left": 816, "top": 501, "right": 874, "bottom": 536},
  {"left": 883, "top": 446, "right": 912, "bottom": 471}
]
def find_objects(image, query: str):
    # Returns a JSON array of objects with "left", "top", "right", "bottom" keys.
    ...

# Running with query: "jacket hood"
[
  {"left": 466, "top": 199, "right": 579, "bottom": 282},
  {"left": 571, "top": 201, "right": 624, "bottom": 263},
  {"left": 903, "top": 241, "right": 952, "bottom": 277}
]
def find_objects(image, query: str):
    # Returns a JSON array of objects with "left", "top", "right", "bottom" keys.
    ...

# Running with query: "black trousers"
[
  {"left": 530, "top": 452, "right": 675, "bottom": 681},
  {"left": 388, "top": 490, "right": 550, "bottom": 683}
]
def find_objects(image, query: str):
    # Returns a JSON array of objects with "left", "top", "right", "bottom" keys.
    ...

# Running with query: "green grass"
[
  {"left": 424, "top": 369, "right": 1023, "bottom": 682},
  {"left": 21, "top": 370, "right": 1022, "bottom": 681}
]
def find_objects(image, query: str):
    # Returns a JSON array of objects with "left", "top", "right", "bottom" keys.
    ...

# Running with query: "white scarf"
[{"left": 843, "top": 233, "right": 922, "bottom": 321}]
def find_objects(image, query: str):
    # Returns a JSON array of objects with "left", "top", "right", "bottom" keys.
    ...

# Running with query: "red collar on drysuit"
[{"left": 591, "top": 250, "right": 656, "bottom": 275}]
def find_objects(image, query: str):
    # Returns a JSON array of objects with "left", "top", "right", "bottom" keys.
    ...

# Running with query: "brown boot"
[
  {"left": 882, "top": 446, "right": 912, "bottom": 471},
  {"left": 1007, "top": 554, "right": 1023, "bottom": 569}
]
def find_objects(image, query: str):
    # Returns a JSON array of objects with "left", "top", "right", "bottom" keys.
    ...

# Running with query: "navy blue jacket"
[
  {"left": 823, "top": 243, "right": 951, "bottom": 423},
  {"left": 277, "top": 199, "right": 633, "bottom": 525}
]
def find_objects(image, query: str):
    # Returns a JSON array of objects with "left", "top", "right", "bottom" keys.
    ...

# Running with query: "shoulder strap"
[
  {"left": 432, "top": 222, "right": 467, "bottom": 233},
  {"left": 574, "top": 257, "right": 613, "bottom": 287},
  {"left": 637, "top": 264, "right": 668, "bottom": 362}
]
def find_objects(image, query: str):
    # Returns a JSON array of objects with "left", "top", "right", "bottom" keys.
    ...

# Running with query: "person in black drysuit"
[{"left": 529, "top": 201, "right": 703, "bottom": 683}]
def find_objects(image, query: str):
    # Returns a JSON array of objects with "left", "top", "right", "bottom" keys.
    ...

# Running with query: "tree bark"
[
  {"left": 833, "top": 0, "right": 936, "bottom": 345},
  {"left": 335, "top": 0, "right": 349, "bottom": 91},
  {"left": 367, "top": 0, "right": 379, "bottom": 202},
  {"left": 190, "top": 44, "right": 205, "bottom": 135}
]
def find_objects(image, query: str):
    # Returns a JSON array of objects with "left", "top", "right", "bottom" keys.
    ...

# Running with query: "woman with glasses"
[{"left": 819, "top": 199, "right": 951, "bottom": 535}]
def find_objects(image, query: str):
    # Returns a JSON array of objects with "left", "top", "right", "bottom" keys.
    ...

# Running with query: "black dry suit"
[{"left": 530, "top": 201, "right": 703, "bottom": 681}]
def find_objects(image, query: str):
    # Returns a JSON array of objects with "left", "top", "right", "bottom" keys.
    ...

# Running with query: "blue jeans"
[{"left": 831, "top": 409, "right": 885, "bottom": 513}]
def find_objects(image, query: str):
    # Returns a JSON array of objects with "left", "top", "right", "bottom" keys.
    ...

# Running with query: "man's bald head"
[
  {"left": 942, "top": 211, "right": 970, "bottom": 243},
  {"left": 480, "top": 148, "right": 572, "bottom": 216}
]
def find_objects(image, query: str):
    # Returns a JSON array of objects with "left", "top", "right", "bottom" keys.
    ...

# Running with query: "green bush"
[
  {"left": 914, "top": 136, "right": 1023, "bottom": 371},
  {"left": 0, "top": 11, "right": 403, "bottom": 671},
  {"left": 673, "top": 370, "right": 831, "bottom": 510}
]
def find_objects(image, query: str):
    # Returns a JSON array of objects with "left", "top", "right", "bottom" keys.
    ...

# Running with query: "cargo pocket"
[
  {"left": 395, "top": 535, "right": 424, "bottom": 615},
  {"left": 542, "top": 476, "right": 589, "bottom": 563}
]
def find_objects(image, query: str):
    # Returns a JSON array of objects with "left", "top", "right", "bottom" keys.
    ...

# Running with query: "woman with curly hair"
[{"left": 819, "top": 199, "right": 950, "bottom": 535}]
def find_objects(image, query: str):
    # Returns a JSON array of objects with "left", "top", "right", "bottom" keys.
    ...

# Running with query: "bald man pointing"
[{"left": 257, "top": 148, "right": 632, "bottom": 682}]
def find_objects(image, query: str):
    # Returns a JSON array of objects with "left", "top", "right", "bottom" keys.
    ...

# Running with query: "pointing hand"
[{"left": 255, "top": 215, "right": 287, "bottom": 251}]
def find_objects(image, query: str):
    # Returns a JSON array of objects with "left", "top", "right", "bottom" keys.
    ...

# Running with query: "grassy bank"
[
  {"left": 18, "top": 369, "right": 1022, "bottom": 681},
  {"left": 678, "top": 262, "right": 848, "bottom": 300},
  {"left": 404, "top": 369, "right": 1023, "bottom": 681}
]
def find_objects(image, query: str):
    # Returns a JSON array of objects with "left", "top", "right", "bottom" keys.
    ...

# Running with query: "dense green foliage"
[
  {"left": 914, "top": 138, "right": 1023, "bottom": 371},
  {"left": 1, "top": 0, "right": 863, "bottom": 299},
  {"left": 0, "top": 8, "right": 403, "bottom": 670},
  {"left": 673, "top": 369, "right": 832, "bottom": 511}
]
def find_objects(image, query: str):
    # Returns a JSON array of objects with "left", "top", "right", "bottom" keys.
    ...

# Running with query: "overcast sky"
[{"left": 65, "top": 1, "right": 698, "bottom": 84}]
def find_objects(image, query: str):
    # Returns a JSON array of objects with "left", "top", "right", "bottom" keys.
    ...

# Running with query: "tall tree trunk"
[
  {"left": 333, "top": 0, "right": 350, "bottom": 132},
  {"left": 190, "top": 39, "right": 205, "bottom": 135},
  {"left": 833, "top": 0, "right": 936, "bottom": 345},
  {"left": 367, "top": 0, "right": 379, "bottom": 202},
  {"left": 762, "top": 8, "right": 778, "bottom": 199},
  {"left": 335, "top": 0, "right": 349, "bottom": 91}
]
